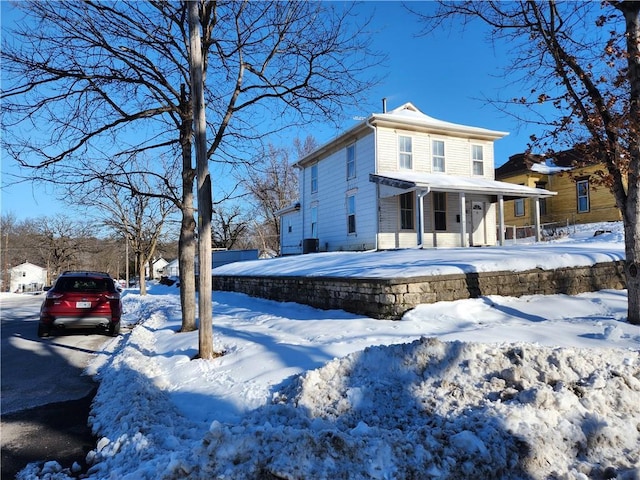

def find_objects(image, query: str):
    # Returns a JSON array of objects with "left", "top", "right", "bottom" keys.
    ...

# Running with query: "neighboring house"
[
  {"left": 10, "top": 262, "right": 47, "bottom": 293},
  {"left": 164, "top": 258, "right": 180, "bottom": 278},
  {"left": 154, "top": 257, "right": 169, "bottom": 279},
  {"left": 165, "top": 250, "right": 261, "bottom": 278},
  {"left": 278, "top": 102, "right": 556, "bottom": 254},
  {"left": 496, "top": 149, "right": 622, "bottom": 229}
]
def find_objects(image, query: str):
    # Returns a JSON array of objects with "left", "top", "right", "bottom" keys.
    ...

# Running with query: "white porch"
[{"left": 370, "top": 172, "right": 557, "bottom": 248}]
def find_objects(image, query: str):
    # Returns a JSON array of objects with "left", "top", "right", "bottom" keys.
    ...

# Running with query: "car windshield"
[{"left": 55, "top": 277, "right": 114, "bottom": 293}]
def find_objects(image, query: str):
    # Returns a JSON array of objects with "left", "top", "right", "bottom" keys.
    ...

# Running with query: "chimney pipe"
[{"left": 382, "top": 97, "right": 387, "bottom": 113}]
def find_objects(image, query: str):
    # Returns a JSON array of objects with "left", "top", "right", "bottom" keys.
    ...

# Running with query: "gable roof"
[
  {"left": 296, "top": 102, "right": 509, "bottom": 167},
  {"left": 10, "top": 261, "right": 46, "bottom": 271}
]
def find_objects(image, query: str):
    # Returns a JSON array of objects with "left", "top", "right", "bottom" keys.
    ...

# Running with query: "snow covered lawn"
[{"left": 17, "top": 222, "right": 640, "bottom": 479}]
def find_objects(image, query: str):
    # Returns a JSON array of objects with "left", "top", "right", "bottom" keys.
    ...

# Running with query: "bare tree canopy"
[
  {"left": 241, "top": 136, "right": 317, "bottom": 256},
  {"left": 1, "top": 1, "right": 381, "bottom": 337},
  {"left": 414, "top": 1, "right": 639, "bottom": 324}
]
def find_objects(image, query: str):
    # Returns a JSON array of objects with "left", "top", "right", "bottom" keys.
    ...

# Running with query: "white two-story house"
[{"left": 279, "top": 102, "right": 556, "bottom": 255}]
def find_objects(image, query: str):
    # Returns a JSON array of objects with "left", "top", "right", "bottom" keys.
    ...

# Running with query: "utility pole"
[{"left": 188, "top": 0, "right": 214, "bottom": 359}]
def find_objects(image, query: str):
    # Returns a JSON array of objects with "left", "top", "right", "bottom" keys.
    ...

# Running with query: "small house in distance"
[
  {"left": 496, "top": 149, "right": 622, "bottom": 232},
  {"left": 279, "top": 101, "right": 556, "bottom": 255},
  {"left": 9, "top": 262, "right": 47, "bottom": 293}
]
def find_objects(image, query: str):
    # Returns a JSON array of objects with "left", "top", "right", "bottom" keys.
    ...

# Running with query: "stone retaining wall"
[{"left": 212, "top": 261, "right": 626, "bottom": 320}]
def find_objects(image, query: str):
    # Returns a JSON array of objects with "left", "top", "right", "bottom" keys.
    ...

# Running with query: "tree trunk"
[
  {"left": 177, "top": 71, "right": 197, "bottom": 332},
  {"left": 618, "top": 1, "right": 640, "bottom": 325},
  {"left": 189, "top": 1, "right": 214, "bottom": 358},
  {"left": 178, "top": 208, "right": 197, "bottom": 332},
  {"left": 137, "top": 252, "right": 147, "bottom": 296}
]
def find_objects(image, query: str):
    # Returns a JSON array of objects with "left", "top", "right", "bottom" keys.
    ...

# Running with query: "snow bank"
[{"left": 188, "top": 338, "right": 640, "bottom": 479}]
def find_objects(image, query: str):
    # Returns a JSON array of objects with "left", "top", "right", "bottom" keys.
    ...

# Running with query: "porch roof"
[{"left": 370, "top": 171, "right": 557, "bottom": 200}]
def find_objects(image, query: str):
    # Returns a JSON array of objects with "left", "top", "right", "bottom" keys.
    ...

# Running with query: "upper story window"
[
  {"left": 399, "top": 136, "right": 412, "bottom": 169},
  {"left": 347, "top": 194, "right": 356, "bottom": 234},
  {"left": 472, "top": 145, "right": 484, "bottom": 176},
  {"left": 346, "top": 144, "right": 356, "bottom": 179},
  {"left": 310, "top": 164, "right": 318, "bottom": 193},
  {"left": 432, "top": 139, "right": 445, "bottom": 172},
  {"left": 577, "top": 178, "right": 590, "bottom": 213}
]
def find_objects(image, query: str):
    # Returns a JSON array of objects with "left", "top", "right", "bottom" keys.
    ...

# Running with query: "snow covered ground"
[{"left": 16, "top": 222, "right": 640, "bottom": 480}]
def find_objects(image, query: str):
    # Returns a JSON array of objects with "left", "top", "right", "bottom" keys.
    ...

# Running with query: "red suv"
[{"left": 38, "top": 271, "right": 122, "bottom": 337}]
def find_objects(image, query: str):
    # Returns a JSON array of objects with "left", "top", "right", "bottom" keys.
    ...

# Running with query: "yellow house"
[{"left": 496, "top": 149, "right": 622, "bottom": 233}]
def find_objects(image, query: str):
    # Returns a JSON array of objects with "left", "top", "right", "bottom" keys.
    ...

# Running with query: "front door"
[{"left": 471, "top": 201, "right": 486, "bottom": 246}]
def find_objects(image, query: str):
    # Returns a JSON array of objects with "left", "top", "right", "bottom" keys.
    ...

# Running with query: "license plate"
[{"left": 76, "top": 301, "right": 92, "bottom": 308}]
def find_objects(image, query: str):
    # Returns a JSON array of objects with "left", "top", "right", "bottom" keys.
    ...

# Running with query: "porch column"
[
  {"left": 417, "top": 190, "right": 427, "bottom": 248},
  {"left": 534, "top": 197, "right": 542, "bottom": 242},
  {"left": 459, "top": 192, "right": 467, "bottom": 247},
  {"left": 498, "top": 194, "right": 505, "bottom": 246}
]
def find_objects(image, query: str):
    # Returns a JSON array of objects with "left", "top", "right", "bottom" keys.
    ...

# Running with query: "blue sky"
[{"left": 1, "top": 1, "right": 548, "bottom": 221}]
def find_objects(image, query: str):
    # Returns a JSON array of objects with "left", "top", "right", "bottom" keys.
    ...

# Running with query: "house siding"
[
  {"left": 284, "top": 102, "right": 513, "bottom": 254},
  {"left": 301, "top": 132, "right": 378, "bottom": 251},
  {"left": 498, "top": 164, "right": 621, "bottom": 228},
  {"left": 10, "top": 262, "right": 47, "bottom": 293}
]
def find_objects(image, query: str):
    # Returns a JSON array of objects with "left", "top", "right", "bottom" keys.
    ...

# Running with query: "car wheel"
[
  {"left": 109, "top": 322, "right": 121, "bottom": 337},
  {"left": 37, "top": 324, "right": 51, "bottom": 338}
]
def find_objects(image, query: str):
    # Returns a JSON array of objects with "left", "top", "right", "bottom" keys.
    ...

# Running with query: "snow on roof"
[
  {"left": 372, "top": 171, "right": 557, "bottom": 198},
  {"left": 373, "top": 102, "right": 509, "bottom": 140},
  {"left": 530, "top": 161, "right": 572, "bottom": 175},
  {"left": 296, "top": 102, "right": 508, "bottom": 167}
]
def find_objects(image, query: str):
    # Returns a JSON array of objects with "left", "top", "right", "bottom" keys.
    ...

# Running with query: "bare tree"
[
  {"left": 36, "top": 215, "right": 97, "bottom": 280},
  {"left": 242, "top": 136, "right": 317, "bottom": 256},
  {"left": 212, "top": 205, "right": 250, "bottom": 250},
  {"left": 415, "top": 1, "right": 640, "bottom": 325},
  {"left": 98, "top": 184, "right": 176, "bottom": 296},
  {"left": 1, "top": 1, "right": 381, "bottom": 340}
]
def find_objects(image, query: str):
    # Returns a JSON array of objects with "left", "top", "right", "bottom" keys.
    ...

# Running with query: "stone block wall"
[{"left": 212, "top": 261, "right": 626, "bottom": 320}]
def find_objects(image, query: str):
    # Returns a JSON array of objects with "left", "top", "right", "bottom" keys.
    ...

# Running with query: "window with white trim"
[
  {"left": 400, "top": 192, "right": 414, "bottom": 230},
  {"left": 577, "top": 179, "right": 590, "bottom": 213},
  {"left": 310, "top": 164, "right": 318, "bottom": 193},
  {"left": 346, "top": 144, "right": 356, "bottom": 179},
  {"left": 472, "top": 145, "right": 484, "bottom": 175},
  {"left": 434, "top": 192, "right": 447, "bottom": 231},
  {"left": 432, "top": 139, "right": 445, "bottom": 172},
  {"left": 514, "top": 198, "right": 525, "bottom": 217},
  {"left": 347, "top": 194, "right": 356, "bottom": 234},
  {"left": 310, "top": 206, "right": 318, "bottom": 238},
  {"left": 399, "top": 136, "right": 412, "bottom": 169}
]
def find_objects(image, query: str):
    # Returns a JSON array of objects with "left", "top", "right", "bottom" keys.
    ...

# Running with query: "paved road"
[{"left": 1, "top": 294, "right": 109, "bottom": 478}]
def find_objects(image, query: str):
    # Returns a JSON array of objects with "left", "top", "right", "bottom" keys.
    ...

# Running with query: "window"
[
  {"left": 400, "top": 192, "right": 414, "bottom": 230},
  {"left": 310, "top": 206, "right": 318, "bottom": 238},
  {"left": 399, "top": 136, "right": 412, "bottom": 169},
  {"left": 577, "top": 179, "right": 590, "bottom": 213},
  {"left": 347, "top": 195, "right": 356, "bottom": 234},
  {"left": 536, "top": 181, "right": 547, "bottom": 216},
  {"left": 311, "top": 164, "right": 318, "bottom": 193},
  {"left": 472, "top": 145, "right": 484, "bottom": 176},
  {"left": 346, "top": 144, "right": 356, "bottom": 179},
  {"left": 432, "top": 140, "right": 445, "bottom": 172},
  {"left": 434, "top": 192, "right": 447, "bottom": 231},
  {"left": 514, "top": 198, "right": 525, "bottom": 217},
  {"left": 287, "top": 220, "right": 292, "bottom": 233}
]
